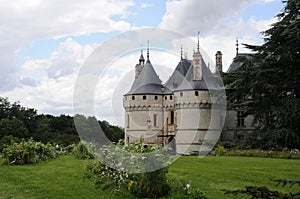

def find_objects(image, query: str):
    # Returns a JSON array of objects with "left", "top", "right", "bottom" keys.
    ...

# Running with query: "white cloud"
[
  {"left": 159, "top": 0, "right": 256, "bottom": 36},
  {"left": 159, "top": 0, "right": 277, "bottom": 71},
  {"left": 0, "top": 0, "right": 135, "bottom": 91},
  {"left": 21, "top": 38, "right": 96, "bottom": 79}
]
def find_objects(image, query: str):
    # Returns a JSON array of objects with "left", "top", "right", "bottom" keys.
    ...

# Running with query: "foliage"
[
  {"left": 85, "top": 141, "right": 172, "bottom": 198},
  {"left": 224, "top": 179, "right": 300, "bottom": 198},
  {"left": 72, "top": 142, "right": 94, "bottom": 160},
  {"left": 211, "top": 146, "right": 300, "bottom": 159},
  {"left": 273, "top": 179, "right": 300, "bottom": 188},
  {"left": 224, "top": 0, "right": 300, "bottom": 150},
  {"left": 0, "top": 97, "right": 124, "bottom": 147},
  {"left": 1, "top": 138, "right": 58, "bottom": 165},
  {"left": 166, "top": 177, "right": 207, "bottom": 199},
  {"left": 74, "top": 114, "right": 124, "bottom": 144},
  {"left": 0, "top": 135, "right": 19, "bottom": 152},
  {"left": 0, "top": 118, "right": 28, "bottom": 139},
  {"left": 223, "top": 186, "right": 291, "bottom": 199}
]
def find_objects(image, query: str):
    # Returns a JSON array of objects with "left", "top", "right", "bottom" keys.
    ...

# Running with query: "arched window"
[
  {"left": 170, "top": 95, "right": 173, "bottom": 100},
  {"left": 143, "top": 95, "right": 146, "bottom": 100},
  {"left": 165, "top": 96, "right": 167, "bottom": 100},
  {"left": 154, "top": 96, "right": 158, "bottom": 100},
  {"left": 195, "top": 91, "right": 199, "bottom": 96},
  {"left": 132, "top": 96, "right": 135, "bottom": 100},
  {"left": 180, "top": 92, "right": 183, "bottom": 97}
]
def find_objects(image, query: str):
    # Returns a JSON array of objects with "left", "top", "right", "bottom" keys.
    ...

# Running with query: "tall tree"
[{"left": 227, "top": 0, "right": 300, "bottom": 150}]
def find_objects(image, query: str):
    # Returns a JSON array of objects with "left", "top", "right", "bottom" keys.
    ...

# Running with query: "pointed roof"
[
  {"left": 125, "top": 61, "right": 163, "bottom": 95},
  {"left": 164, "top": 59, "right": 191, "bottom": 93},
  {"left": 164, "top": 58, "right": 218, "bottom": 92}
]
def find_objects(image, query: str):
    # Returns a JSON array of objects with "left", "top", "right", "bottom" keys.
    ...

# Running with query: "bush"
[
  {"left": 85, "top": 141, "right": 172, "bottom": 198},
  {"left": 2, "top": 138, "right": 58, "bottom": 165},
  {"left": 167, "top": 177, "right": 207, "bottom": 199},
  {"left": 210, "top": 146, "right": 300, "bottom": 159},
  {"left": 0, "top": 135, "right": 19, "bottom": 152},
  {"left": 72, "top": 142, "right": 94, "bottom": 160}
]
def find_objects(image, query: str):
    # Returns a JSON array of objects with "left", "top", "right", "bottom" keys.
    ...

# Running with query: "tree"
[
  {"left": 226, "top": 0, "right": 300, "bottom": 150},
  {"left": 0, "top": 118, "right": 28, "bottom": 139}
]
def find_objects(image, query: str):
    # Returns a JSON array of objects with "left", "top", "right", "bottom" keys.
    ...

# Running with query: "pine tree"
[{"left": 226, "top": 0, "right": 300, "bottom": 150}]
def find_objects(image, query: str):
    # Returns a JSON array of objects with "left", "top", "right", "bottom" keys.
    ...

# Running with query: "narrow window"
[
  {"left": 237, "top": 111, "right": 245, "bottom": 127},
  {"left": 143, "top": 95, "right": 146, "bottom": 100},
  {"left": 127, "top": 114, "right": 130, "bottom": 128},
  {"left": 154, "top": 96, "right": 158, "bottom": 100},
  {"left": 132, "top": 96, "right": 135, "bottom": 100},
  {"left": 127, "top": 137, "right": 129, "bottom": 144},
  {"left": 180, "top": 92, "right": 183, "bottom": 97},
  {"left": 195, "top": 91, "right": 199, "bottom": 96},
  {"left": 153, "top": 114, "right": 157, "bottom": 127},
  {"left": 170, "top": 95, "right": 173, "bottom": 100},
  {"left": 170, "top": 111, "right": 174, "bottom": 124},
  {"left": 165, "top": 96, "right": 167, "bottom": 100}
]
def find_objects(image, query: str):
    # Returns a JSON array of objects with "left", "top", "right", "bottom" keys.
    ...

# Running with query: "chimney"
[{"left": 215, "top": 51, "right": 222, "bottom": 73}]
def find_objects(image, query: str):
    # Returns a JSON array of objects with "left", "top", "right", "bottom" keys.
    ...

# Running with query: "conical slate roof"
[
  {"left": 125, "top": 61, "right": 163, "bottom": 95},
  {"left": 164, "top": 59, "right": 191, "bottom": 93}
]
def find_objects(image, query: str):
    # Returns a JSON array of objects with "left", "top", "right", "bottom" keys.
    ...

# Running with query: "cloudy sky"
[{"left": 0, "top": 0, "right": 283, "bottom": 126}]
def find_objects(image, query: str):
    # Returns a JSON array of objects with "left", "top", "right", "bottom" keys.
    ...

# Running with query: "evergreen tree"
[{"left": 226, "top": 0, "right": 300, "bottom": 150}]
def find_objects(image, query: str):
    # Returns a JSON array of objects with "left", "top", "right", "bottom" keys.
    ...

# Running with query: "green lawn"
[{"left": 0, "top": 155, "right": 299, "bottom": 198}]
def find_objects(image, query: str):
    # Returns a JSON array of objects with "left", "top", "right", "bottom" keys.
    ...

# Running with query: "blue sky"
[{"left": 0, "top": 0, "right": 284, "bottom": 125}]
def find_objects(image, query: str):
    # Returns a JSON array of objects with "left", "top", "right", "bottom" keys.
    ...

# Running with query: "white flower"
[{"left": 186, "top": 183, "right": 190, "bottom": 190}]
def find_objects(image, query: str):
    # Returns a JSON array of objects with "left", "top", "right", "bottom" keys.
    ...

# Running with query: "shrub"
[
  {"left": 167, "top": 177, "right": 207, "bottom": 199},
  {"left": 72, "top": 142, "right": 94, "bottom": 160},
  {"left": 0, "top": 135, "right": 19, "bottom": 152},
  {"left": 2, "top": 138, "right": 58, "bottom": 165},
  {"left": 85, "top": 141, "right": 172, "bottom": 198},
  {"left": 210, "top": 146, "right": 300, "bottom": 159}
]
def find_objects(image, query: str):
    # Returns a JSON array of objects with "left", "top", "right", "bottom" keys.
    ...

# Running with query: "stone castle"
[{"left": 123, "top": 37, "right": 254, "bottom": 155}]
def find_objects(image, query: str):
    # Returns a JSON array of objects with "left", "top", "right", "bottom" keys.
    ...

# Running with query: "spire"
[
  {"left": 236, "top": 38, "right": 239, "bottom": 56},
  {"left": 146, "top": 40, "right": 150, "bottom": 63},
  {"left": 139, "top": 44, "right": 145, "bottom": 65},
  {"left": 180, "top": 45, "right": 183, "bottom": 59},
  {"left": 141, "top": 44, "right": 143, "bottom": 55},
  {"left": 197, "top": 31, "right": 200, "bottom": 53}
]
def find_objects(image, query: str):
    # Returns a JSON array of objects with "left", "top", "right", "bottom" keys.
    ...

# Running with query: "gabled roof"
[{"left": 125, "top": 61, "right": 163, "bottom": 95}]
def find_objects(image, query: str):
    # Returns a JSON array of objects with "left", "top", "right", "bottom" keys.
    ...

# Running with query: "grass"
[
  {"left": 168, "top": 156, "right": 300, "bottom": 198},
  {"left": 0, "top": 156, "right": 113, "bottom": 199},
  {"left": 0, "top": 155, "right": 300, "bottom": 198}
]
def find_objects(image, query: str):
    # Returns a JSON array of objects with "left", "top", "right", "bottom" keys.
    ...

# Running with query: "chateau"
[{"left": 123, "top": 38, "right": 253, "bottom": 155}]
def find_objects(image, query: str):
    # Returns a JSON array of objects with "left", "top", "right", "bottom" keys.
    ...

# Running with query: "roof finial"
[
  {"left": 236, "top": 38, "right": 239, "bottom": 56},
  {"left": 181, "top": 45, "right": 183, "bottom": 59},
  {"left": 197, "top": 31, "right": 200, "bottom": 52},
  {"left": 147, "top": 40, "right": 150, "bottom": 62}
]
